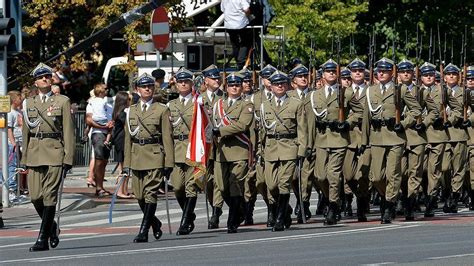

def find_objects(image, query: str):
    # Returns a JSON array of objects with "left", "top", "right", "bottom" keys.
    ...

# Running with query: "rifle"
[
  {"left": 369, "top": 28, "right": 375, "bottom": 85},
  {"left": 429, "top": 28, "right": 433, "bottom": 64},
  {"left": 440, "top": 61, "right": 448, "bottom": 124},
  {"left": 337, "top": 36, "right": 345, "bottom": 122},
  {"left": 405, "top": 30, "right": 409, "bottom": 58},
  {"left": 308, "top": 39, "right": 314, "bottom": 89},
  {"left": 463, "top": 25, "right": 469, "bottom": 122},
  {"left": 392, "top": 23, "right": 401, "bottom": 126}
]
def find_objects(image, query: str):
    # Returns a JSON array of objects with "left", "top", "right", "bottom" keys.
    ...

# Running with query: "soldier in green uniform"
[
  {"left": 261, "top": 70, "right": 307, "bottom": 231},
  {"left": 200, "top": 64, "right": 225, "bottom": 229},
  {"left": 361, "top": 58, "right": 422, "bottom": 224},
  {"left": 123, "top": 73, "right": 175, "bottom": 242},
  {"left": 167, "top": 68, "right": 198, "bottom": 235},
  {"left": 420, "top": 62, "right": 462, "bottom": 217},
  {"left": 464, "top": 66, "right": 474, "bottom": 209},
  {"left": 397, "top": 60, "right": 438, "bottom": 220},
  {"left": 441, "top": 63, "right": 468, "bottom": 213},
  {"left": 22, "top": 63, "right": 75, "bottom": 251},
  {"left": 250, "top": 64, "right": 277, "bottom": 227},
  {"left": 287, "top": 64, "right": 313, "bottom": 223},
  {"left": 212, "top": 73, "right": 254, "bottom": 233},
  {"left": 307, "top": 59, "right": 364, "bottom": 225},
  {"left": 343, "top": 58, "right": 371, "bottom": 222}
]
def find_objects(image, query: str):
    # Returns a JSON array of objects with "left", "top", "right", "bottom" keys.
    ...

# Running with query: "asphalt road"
[{"left": 2, "top": 196, "right": 474, "bottom": 265}]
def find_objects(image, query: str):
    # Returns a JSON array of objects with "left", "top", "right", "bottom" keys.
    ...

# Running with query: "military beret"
[
  {"left": 320, "top": 59, "right": 338, "bottom": 71},
  {"left": 31, "top": 63, "right": 53, "bottom": 79},
  {"left": 397, "top": 59, "right": 414, "bottom": 71},
  {"left": 466, "top": 66, "right": 474, "bottom": 79},
  {"left": 348, "top": 58, "right": 366, "bottom": 70},
  {"left": 269, "top": 70, "right": 289, "bottom": 84},
  {"left": 289, "top": 64, "right": 309, "bottom": 78},
  {"left": 375, "top": 57, "right": 394, "bottom": 71},
  {"left": 202, "top": 64, "right": 220, "bottom": 79},
  {"left": 240, "top": 69, "right": 252, "bottom": 81},
  {"left": 340, "top": 67, "right": 351, "bottom": 78},
  {"left": 260, "top": 64, "right": 277, "bottom": 78},
  {"left": 134, "top": 73, "right": 155, "bottom": 87},
  {"left": 175, "top": 68, "right": 193, "bottom": 81},
  {"left": 420, "top": 62, "right": 436, "bottom": 75},
  {"left": 443, "top": 63, "right": 460, "bottom": 74},
  {"left": 226, "top": 72, "right": 244, "bottom": 85},
  {"left": 151, "top": 69, "right": 166, "bottom": 79}
]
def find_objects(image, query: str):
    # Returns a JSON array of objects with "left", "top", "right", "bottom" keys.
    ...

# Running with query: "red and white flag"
[{"left": 186, "top": 94, "right": 212, "bottom": 189}]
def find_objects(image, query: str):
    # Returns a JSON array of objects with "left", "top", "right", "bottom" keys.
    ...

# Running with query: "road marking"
[
  {"left": 0, "top": 233, "right": 125, "bottom": 249},
  {"left": 0, "top": 224, "right": 419, "bottom": 264},
  {"left": 428, "top": 253, "right": 474, "bottom": 260}
]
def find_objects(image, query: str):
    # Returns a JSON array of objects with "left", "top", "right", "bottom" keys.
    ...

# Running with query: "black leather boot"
[
  {"left": 244, "top": 200, "right": 255, "bottom": 226},
  {"left": 176, "top": 196, "right": 186, "bottom": 211},
  {"left": 227, "top": 197, "right": 241, "bottom": 233},
  {"left": 449, "top": 192, "right": 460, "bottom": 213},
  {"left": 316, "top": 193, "right": 328, "bottom": 216},
  {"left": 295, "top": 197, "right": 303, "bottom": 224},
  {"left": 177, "top": 197, "right": 197, "bottom": 235},
  {"left": 324, "top": 202, "right": 338, "bottom": 225},
  {"left": 424, "top": 195, "right": 436, "bottom": 217},
  {"left": 134, "top": 203, "right": 156, "bottom": 243},
  {"left": 208, "top": 207, "right": 222, "bottom": 229},
  {"left": 470, "top": 190, "right": 474, "bottom": 210},
  {"left": 267, "top": 204, "right": 276, "bottom": 227},
  {"left": 381, "top": 201, "right": 394, "bottom": 224},
  {"left": 272, "top": 194, "right": 290, "bottom": 232},
  {"left": 303, "top": 201, "right": 311, "bottom": 220},
  {"left": 345, "top": 194, "right": 354, "bottom": 217},
  {"left": 138, "top": 200, "right": 162, "bottom": 239},
  {"left": 356, "top": 197, "right": 368, "bottom": 222},
  {"left": 405, "top": 196, "right": 415, "bottom": 221},
  {"left": 30, "top": 206, "right": 55, "bottom": 252}
]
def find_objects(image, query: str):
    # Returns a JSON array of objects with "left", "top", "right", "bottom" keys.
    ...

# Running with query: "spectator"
[
  {"left": 7, "top": 91, "right": 23, "bottom": 198},
  {"left": 221, "top": 0, "right": 254, "bottom": 69},
  {"left": 112, "top": 91, "right": 133, "bottom": 198},
  {"left": 86, "top": 83, "right": 114, "bottom": 197}
]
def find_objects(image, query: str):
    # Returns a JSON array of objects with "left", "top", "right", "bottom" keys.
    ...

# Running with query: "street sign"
[
  {"left": 182, "top": 0, "right": 221, "bottom": 18},
  {"left": 0, "top": 96, "right": 9, "bottom": 113},
  {"left": 150, "top": 7, "right": 169, "bottom": 52}
]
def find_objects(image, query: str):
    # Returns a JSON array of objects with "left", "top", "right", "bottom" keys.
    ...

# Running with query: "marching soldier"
[
  {"left": 251, "top": 64, "right": 278, "bottom": 227},
  {"left": 167, "top": 68, "right": 198, "bottom": 235},
  {"left": 212, "top": 73, "right": 254, "bottom": 233},
  {"left": 261, "top": 70, "right": 308, "bottom": 231},
  {"left": 343, "top": 58, "right": 371, "bottom": 222},
  {"left": 200, "top": 64, "right": 225, "bottom": 229},
  {"left": 464, "top": 66, "right": 474, "bottom": 209},
  {"left": 441, "top": 63, "right": 469, "bottom": 213},
  {"left": 361, "top": 58, "right": 422, "bottom": 224},
  {"left": 420, "top": 62, "right": 462, "bottom": 217},
  {"left": 397, "top": 59, "right": 438, "bottom": 221},
  {"left": 308, "top": 59, "right": 364, "bottom": 225},
  {"left": 22, "top": 63, "right": 75, "bottom": 252},
  {"left": 340, "top": 67, "right": 352, "bottom": 89},
  {"left": 123, "top": 73, "right": 175, "bottom": 242},
  {"left": 287, "top": 64, "right": 313, "bottom": 223}
]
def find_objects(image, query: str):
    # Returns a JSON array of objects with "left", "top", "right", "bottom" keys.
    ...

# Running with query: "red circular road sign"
[{"left": 150, "top": 7, "right": 170, "bottom": 52}]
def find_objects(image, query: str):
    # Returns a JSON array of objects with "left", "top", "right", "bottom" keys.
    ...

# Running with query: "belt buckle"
[
  {"left": 178, "top": 134, "right": 184, "bottom": 141},
  {"left": 275, "top": 132, "right": 281, "bottom": 140},
  {"left": 139, "top": 138, "right": 146, "bottom": 145},
  {"left": 37, "top": 132, "right": 43, "bottom": 139}
]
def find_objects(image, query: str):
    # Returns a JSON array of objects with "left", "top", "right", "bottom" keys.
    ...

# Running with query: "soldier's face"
[
  {"left": 323, "top": 70, "right": 337, "bottom": 84},
  {"left": 351, "top": 69, "right": 364, "bottom": 84},
  {"left": 316, "top": 79, "right": 323, "bottom": 89},
  {"left": 205, "top": 77, "right": 221, "bottom": 91},
  {"left": 177, "top": 79, "right": 192, "bottom": 96},
  {"left": 271, "top": 82, "right": 288, "bottom": 97},
  {"left": 377, "top": 70, "right": 392, "bottom": 84},
  {"left": 293, "top": 74, "right": 308, "bottom": 88},
  {"left": 398, "top": 70, "right": 413, "bottom": 84},
  {"left": 341, "top": 78, "right": 352, "bottom": 88},
  {"left": 467, "top": 78, "right": 474, "bottom": 89},
  {"left": 242, "top": 80, "right": 252, "bottom": 93},
  {"left": 444, "top": 73, "right": 459, "bottom": 86},
  {"left": 227, "top": 83, "right": 243, "bottom": 98},
  {"left": 421, "top": 74, "right": 435, "bottom": 86},
  {"left": 137, "top": 84, "right": 154, "bottom": 101},
  {"left": 34, "top": 75, "right": 52, "bottom": 89}
]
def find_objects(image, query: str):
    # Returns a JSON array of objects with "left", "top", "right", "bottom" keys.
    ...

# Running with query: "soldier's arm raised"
[
  {"left": 161, "top": 107, "right": 175, "bottom": 168},
  {"left": 62, "top": 98, "right": 75, "bottom": 166}
]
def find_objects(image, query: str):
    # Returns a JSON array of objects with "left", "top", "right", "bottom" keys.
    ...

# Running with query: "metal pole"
[
  {"left": 1, "top": 0, "right": 9, "bottom": 208},
  {"left": 260, "top": 26, "right": 263, "bottom": 90},
  {"left": 156, "top": 50, "right": 160, "bottom": 68}
]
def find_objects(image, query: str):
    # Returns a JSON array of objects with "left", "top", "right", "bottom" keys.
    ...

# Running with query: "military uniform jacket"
[
  {"left": 347, "top": 85, "right": 367, "bottom": 149},
  {"left": 466, "top": 89, "right": 474, "bottom": 146},
  {"left": 167, "top": 97, "right": 194, "bottom": 163},
  {"left": 124, "top": 102, "right": 175, "bottom": 170},
  {"left": 361, "top": 83, "right": 422, "bottom": 146},
  {"left": 261, "top": 95, "right": 307, "bottom": 161},
  {"left": 213, "top": 98, "right": 254, "bottom": 162},
  {"left": 423, "top": 84, "right": 461, "bottom": 143},
  {"left": 250, "top": 89, "right": 272, "bottom": 159},
  {"left": 306, "top": 86, "right": 363, "bottom": 149},
  {"left": 201, "top": 89, "right": 224, "bottom": 160},
  {"left": 21, "top": 93, "right": 75, "bottom": 166},
  {"left": 446, "top": 85, "right": 469, "bottom": 142},
  {"left": 403, "top": 84, "right": 439, "bottom": 146}
]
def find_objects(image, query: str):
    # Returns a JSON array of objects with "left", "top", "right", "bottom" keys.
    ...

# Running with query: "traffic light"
[{"left": 0, "top": 13, "right": 15, "bottom": 48}]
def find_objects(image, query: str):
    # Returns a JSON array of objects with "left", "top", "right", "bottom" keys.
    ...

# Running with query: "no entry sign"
[{"left": 150, "top": 7, "right": 170, "bottom": 52}]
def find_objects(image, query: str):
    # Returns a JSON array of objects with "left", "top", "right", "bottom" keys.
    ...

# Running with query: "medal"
[{"left": 47, "top": 112, "right": 52, "bottom": 116}]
